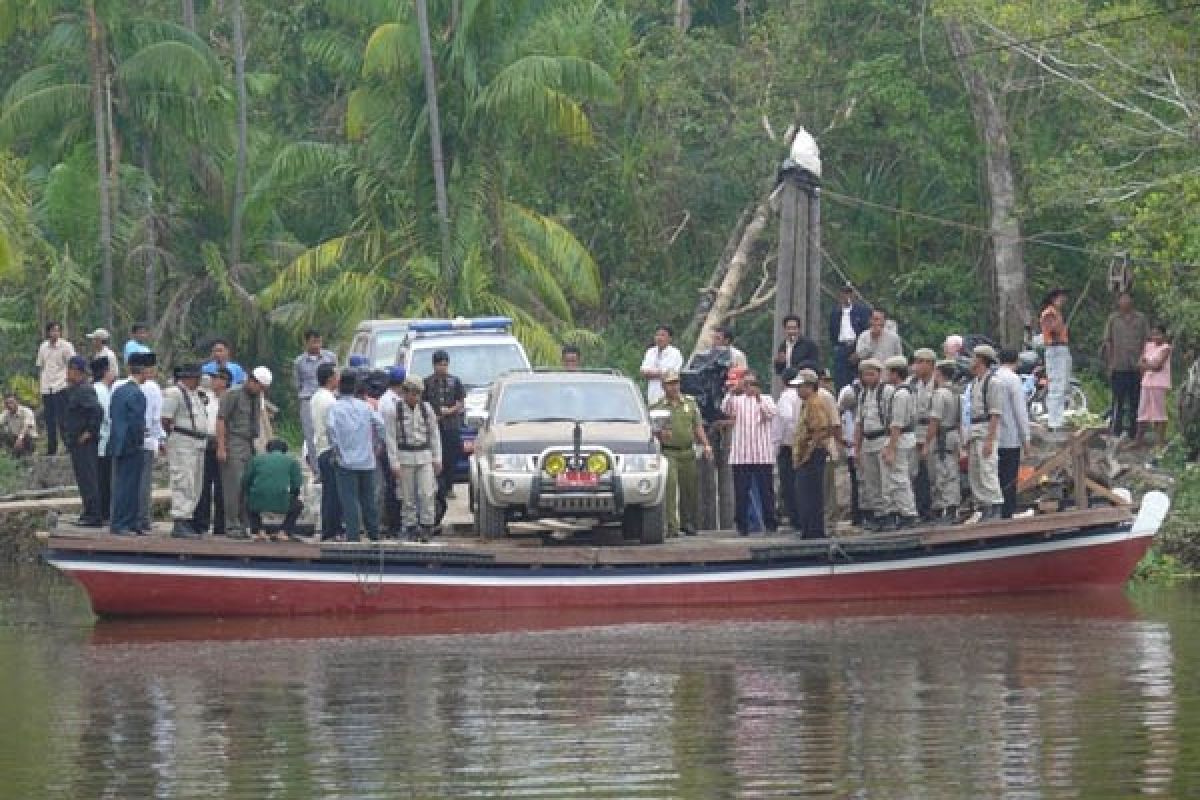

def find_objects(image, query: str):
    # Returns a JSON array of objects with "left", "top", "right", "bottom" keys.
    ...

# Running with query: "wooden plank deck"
[
  {"left": 1, "top": 488, "right": 171, "bottom": 515},
  {"left": 41, "top": 504, "right": 1133, "bottom": 568}
]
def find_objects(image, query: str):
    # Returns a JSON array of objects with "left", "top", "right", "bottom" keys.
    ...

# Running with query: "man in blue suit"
[
  {"left": 828, "top": 282, "right": 872, "bottom": 390},
  {"left": 110, "top": 351, "right": 153, "bottom": 535}
]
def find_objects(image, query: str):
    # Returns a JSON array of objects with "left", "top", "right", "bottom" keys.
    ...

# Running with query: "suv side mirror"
[{"left": 466, "top": 409, "right": 490, "bottom": 429}]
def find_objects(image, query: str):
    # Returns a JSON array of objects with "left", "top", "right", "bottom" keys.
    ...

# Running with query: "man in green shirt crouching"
[{"left": 243, "top": 438, "right": 304, "bottom": 542}]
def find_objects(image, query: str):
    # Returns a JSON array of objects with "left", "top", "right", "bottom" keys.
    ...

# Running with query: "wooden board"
[{"left": 1, "top": 488, "right": 171, "bottom": 515}]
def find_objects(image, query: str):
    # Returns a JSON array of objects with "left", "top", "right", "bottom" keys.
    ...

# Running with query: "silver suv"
[{"left": 468, "top": 370, "right": 668, "bottom": 544}]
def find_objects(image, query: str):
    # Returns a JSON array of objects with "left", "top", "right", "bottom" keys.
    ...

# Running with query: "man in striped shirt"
[{"left": 721, "top": 371, "right": 778, "bottom": 534}]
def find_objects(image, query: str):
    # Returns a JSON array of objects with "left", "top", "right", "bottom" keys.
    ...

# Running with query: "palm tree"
[{"left": 260, "top": 0, "right": 620, "bottom": 362}]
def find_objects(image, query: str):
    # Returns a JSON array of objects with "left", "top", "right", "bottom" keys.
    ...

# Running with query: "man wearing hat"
[
  {"left": 829, "top": 282, "right": 871, "bottom": 390},
  {"left": 652, "top": 369, "right": 713, "bottom": 537},
  {"left": 966, "top": 345, "right": 1004, "bottom": 521},
  {"left": 853, "top": 358, "right": 891, "bottom": 531},
  {"left": 193, "top": 367, "right": 231, "bottom": 536},
  {"left": 109, "top": 352, "right": 152, "bottom": 535},
  {"left": 880, "top": 355, "right": 919, "bottom": 529},
  {"left": 216, "top": 366, "right": 273, "bottom": 538},
  {"left": 62, "top": 355, "right": 105, "bottom": 526},
  {"left": 910, "top": 348, "right": 938, "bottom": 519},
  {"left": 85, "top": 329, "right": 118, "bottom": 379},
  {"left": 928, "top": 359, "right": 963, "bottom": 525},
  {"left": 161, "top": 364, "right": 209, "bottom": 537},
  {"left": 423, "top": 349, "right": 466, "bottom": 525},
  {"left": 385, "top": 375, "right": 443, "bottom": 541}
]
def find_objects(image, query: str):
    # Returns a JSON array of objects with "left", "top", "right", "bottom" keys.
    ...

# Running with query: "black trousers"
[
  {"left": 249, "top": 495, "right": 304, "bottom": 535},
  {"left": 913, "top": 453, "right": 931, "bottom": 518},
  {"left": 111, "top": 451, "right": 146, "bottom": 532},
  {"left": 998, "top": 446, "right": 1022, "bottom": 519},
  {"left": 97, "top": 454, "right": 112, "bottom": 522},
  {"left": 793, "top": 448, "right": 829, "bottom": 539},
  {"left": 732, "top": 464, "right": 776, "bottom": 533},
  {"left": 1110, "top": 370, "right": 1141, "bottom": 436},
  {"left": 69, "top": 438, "right": 102, "bottom": 523},
  {"left": 833, "top": 343, "right": 856, "bottom": 390},
  {"left": 776, "top": 446, "right": 799, "bottom": 525},
  {"left": 192, "top": 445, "right": 225, "bottom": 534},
  {"left": 42, "top": 391, "right": 66, "bottom": 455},
  {"left": 378, "top": 448, "right": 403, "bottom": 533},
  {"left": 317, "top": 448, "right": 342, "bottom": 539},
  {"left": 435, "top": 427, "right": 462, "bottom": 524}
]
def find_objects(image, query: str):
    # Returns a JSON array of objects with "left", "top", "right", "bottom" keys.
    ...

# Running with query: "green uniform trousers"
[
  {"left": 663, "top": 448, "right": 698, "bottom": 535},
  {"left": 220, "top": 436, "right": 256, "bottom": 533}
]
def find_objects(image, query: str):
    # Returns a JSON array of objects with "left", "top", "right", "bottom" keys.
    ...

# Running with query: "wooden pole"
[{"left": 806, "top": 185, "right": 822, "bottom": 345}]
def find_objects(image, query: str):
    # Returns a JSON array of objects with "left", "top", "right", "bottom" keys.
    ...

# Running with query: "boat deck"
[{"left": 42, "top": 506, "right": 1134, "bottom": 567}]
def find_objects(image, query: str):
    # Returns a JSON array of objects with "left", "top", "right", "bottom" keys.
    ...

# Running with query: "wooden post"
[
  {"left": 772, "top": 174, "right": 820, "bottom": 394},
  {"left": 806, "top": 184, "right": 822, "bottom": 345}
]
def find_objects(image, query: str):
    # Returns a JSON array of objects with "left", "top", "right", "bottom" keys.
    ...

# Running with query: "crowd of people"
[
  {"left": 636, "top": 283, "right": 1176, "bottom": 539},
  {"left": 3, "top": 325, "right": 466, "bottom": 544},
  {"left": 0, "top": 283, "right": 1177, "bottom": 542}
]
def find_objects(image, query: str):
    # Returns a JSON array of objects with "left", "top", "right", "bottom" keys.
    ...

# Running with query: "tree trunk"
[
  {"left": 674, "top": 0, "right": 691, "bottom": 33},
  {"left": 945, "top": 18, "right": 1029, "bottom": 347},
  {"left": 229, "top": 0, "right": 248, "bottom": 275},
  {"left": 690, "top": 195, "right": 772, "bottom": 360},
  {"left": 142, "top": 147, "right": 157, "bottom": 326},
  {"left": 86, "top": 1, "right": 113, "bottom": 329},
  {"left": 181, "top": 0, "right": 196, "bottom": 31},
  {"left": 415, "top": 0, "right": 452, "bottom": 282}
]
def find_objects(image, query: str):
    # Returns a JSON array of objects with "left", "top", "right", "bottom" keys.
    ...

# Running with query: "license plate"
[{"left": 556, "top": 471, "right": 598, "bottom": 488}]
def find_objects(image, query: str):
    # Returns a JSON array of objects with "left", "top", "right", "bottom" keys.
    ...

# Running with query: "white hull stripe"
[{"left": 47, "top": 529, "right": 1153, "bottom": 589}]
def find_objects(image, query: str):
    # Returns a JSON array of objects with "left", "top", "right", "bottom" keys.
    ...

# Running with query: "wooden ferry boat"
[{"left": 40, "top": 491, "right": 1169, "bottom": 618}]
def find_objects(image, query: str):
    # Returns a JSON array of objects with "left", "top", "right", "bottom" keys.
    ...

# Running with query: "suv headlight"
[
  {"left": 491, "top": 454, "right": 530, "bottom": 472},
  {"left": 622, "top": 454, "right": 661, "bottom": 473}
]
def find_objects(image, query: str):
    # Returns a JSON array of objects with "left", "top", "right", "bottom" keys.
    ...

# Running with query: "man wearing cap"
[
  {"left": 853, "top": 358, "right": 891, "bottom": 531},
  {"left": 792, "top": 370, "right": 837, "bottom": 539},
  {"left": 85, "top": 329, "right": 118, "bottom": 378},
  {"left": 122, "top": 323, "right": 152, "bottom": 367},
  {"left": 385, "top": 375, "right": 443, "bottom": 541},
  {"left": 293, "top": 329, "right": 337, "bottom": 470},
  {"left": 423, "top": 349, "right": 466, "bottom": 525},
  {"left": 966, "top": 345, "right": 1004, "bottom": 521},
  {"left": 62, "top": 356, "right": 104, "bottom": 526},
  {"left": 36, "top": 321, "right": 76, "bottom": 455},
  {"left": 161, "top": 364, "right": 209, "bottom": 537},
  {"left": 910, "top": 348, "right": 938, "bottom": 519},
  {"left": 880, "top": 355, "right": 919, "bottom": 529},
  {"left": 109, "top": 352, "right": 152, "bottom": 535},
  {"left": 652, "top": 369, "right": 712, "bottom": 537},
  {"left": 1, "top": 393, "right": 37, "bottom": 458},
  {"left": 91, "top": 356, "right": 116, "bottom": 523},
  {"left": 829, "top": 283, "right": 871, "bottom": 389},
  {"left": 193, "top": 367, "right": 230, "bottom": 536},
  {"left": 217, "top": 366, "right": 272, "bottom": 538},
  {"left": 928, "top": 360, "right": 963, "bottom": 525},
  {"left": 773, "top": 368, "right": 803, "bottom": 529}
]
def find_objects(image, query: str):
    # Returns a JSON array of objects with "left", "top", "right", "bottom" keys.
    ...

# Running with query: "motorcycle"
[{"left": 1017, "top": 334, "right": 1087, "bottom": 423}]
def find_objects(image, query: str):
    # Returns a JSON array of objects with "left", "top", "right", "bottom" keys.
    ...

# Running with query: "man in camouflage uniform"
[{"left": 651, "top": 370, "right": 713, "bottom": 537}]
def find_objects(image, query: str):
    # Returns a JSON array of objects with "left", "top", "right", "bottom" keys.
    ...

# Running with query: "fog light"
[
  {"left": 499, "top": 479, "right": 517, "bottom": 495},
  {"left": 637, "top": 478, "right": 653, "bottom": 495}
]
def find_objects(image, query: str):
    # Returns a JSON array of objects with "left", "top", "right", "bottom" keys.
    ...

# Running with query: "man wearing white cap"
[
  {"left": 853, "top": 358, "right": 890, "bottom": 531},
  {"left": 217, "top": 366, "right": 272, "bottom": 537},
  {"left": 85, "top": 329, "right": 118, "bottom": 378},
  {"left": 965, "top": 345, "right": 1004, "bottom": 522}
]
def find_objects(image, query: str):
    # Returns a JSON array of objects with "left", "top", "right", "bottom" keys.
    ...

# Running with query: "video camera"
[{"left": 681, "top": 348, "right": 732, "bottom": 425}]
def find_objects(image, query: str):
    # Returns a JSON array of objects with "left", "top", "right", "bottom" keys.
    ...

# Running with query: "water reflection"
[{"left": 3, "top": 565, "right": 1200, "bottom": 799}]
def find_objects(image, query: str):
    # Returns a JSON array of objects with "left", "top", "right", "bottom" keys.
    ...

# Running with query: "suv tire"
[
  {"left": 477, "top": 493, "right": 507, "bottom": 539},
  {"left": 624, "top": 503, "right": 665, "bottom": 545}
]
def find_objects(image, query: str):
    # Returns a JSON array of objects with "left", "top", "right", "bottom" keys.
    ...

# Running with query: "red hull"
[{"left": 57, "top": 532, "right": 1154, "bottom": 618}]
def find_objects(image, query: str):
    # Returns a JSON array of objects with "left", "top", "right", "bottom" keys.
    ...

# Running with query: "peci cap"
[
  {"left": 859, "top": 358, "right": 883, "bottom": 373},
  {"left": 662, "top": 369, "right": 681, "bottom": 384},
  {"left": 175, "top": 363, "right": 202, "bottom": 379},
  {"left": 884, "top": 355, "right": 909, "bottom": 370},
  {"left": 251, "top": 366, "right": 273, "bottom": 387},
  {"left": 89, "top": 356, "right": 111, "bottom": 378},
  {"left": 402, "top": 376, "right": 424, "bottom": 392},
  {"left": 128, "top": 351, "right": 157, "bottom": 368},
  {"left": 387, "top": 366, "right": 407, "bottom": 385},
  {"left": 67, "top": 355, "right": 89, "bottom": 372},
  {"left": 431, "top": 349, "right": 450, "bottom": 364},
  {"left": 913, "top": 348, "right": 937, "bottom": 362},
  {"left": 973, "top": 344, "right": 998, "bottom": 363},
  {"left": 86, "top": 328, "right": 111, "bottom": 340}
]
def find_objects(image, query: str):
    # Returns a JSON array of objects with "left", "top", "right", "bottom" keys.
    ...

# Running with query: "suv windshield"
[
  {"left": 372, "top": 331, "right": 408, "bottom": 368},
  {"left": 496, "top": 381, "right": 644, "bottom": 424},
  {"left": 410, "top": 342, "right": 529, "bottom": 388}
]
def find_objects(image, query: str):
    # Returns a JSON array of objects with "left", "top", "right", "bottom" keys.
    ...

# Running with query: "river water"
[{"left": 2, "top": 562, "right": 1200, "bottom": 799}]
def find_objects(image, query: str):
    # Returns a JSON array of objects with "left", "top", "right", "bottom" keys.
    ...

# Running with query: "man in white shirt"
[
  {"left": 640, "top": 325, "right": 684, "bottom": 404},
  {"left": 713, "top": 326, "right": 749, "bottom": 370},
  {"left": 85, "top": 328, "right": 119, "bottom": 380},
  {"left": 137, "top": 366, "right": 165, "bottom": 531},
  {"left": 829, "top": 283, "right": 871, "bottom": 389},
  {"left": 772, "top": 368, "right": 803, "bottom": 528},
  {"left": 36, "top": 320, "right": 75, "bottom": 455},
  {"left": 310, "top": 362, "right": 342, "bottom": 539}
]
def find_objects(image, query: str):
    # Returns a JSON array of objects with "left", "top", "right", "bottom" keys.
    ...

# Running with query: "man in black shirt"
[
  {"left": 422, "top": 350, "right": 465, "bottom": 526},
  {"left": 63, "top": 356, "right": 105, "bottom": 526}
]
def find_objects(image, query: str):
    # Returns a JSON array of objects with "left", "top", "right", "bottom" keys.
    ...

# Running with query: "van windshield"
[
  {"left": 495, "top": 381, "right": 644, "bottom": 424},
  {"left": 409, "top": 342, "right": 529, "bottom": 388},
  {"left": 372, "top": 331, "right": 408, "bottom": 368}
]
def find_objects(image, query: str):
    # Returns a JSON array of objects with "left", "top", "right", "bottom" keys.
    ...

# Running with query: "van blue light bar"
[{"left": 409, "top": 316, "right": 512, "bottom": 333}]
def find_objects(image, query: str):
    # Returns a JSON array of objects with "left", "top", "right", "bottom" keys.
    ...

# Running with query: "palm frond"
[
  {"left": 0, "top": 83, "right": 91, "bottom": 144},
  {"left": 503, "top": 202, "right": 601, "bottom": 306},
  {"left": 119, "top": 40, "right": 221, "bottom": 93},
  {"left": 362, "top": 21, "right": 416, "bottom": 80},
  {"left": 302, "top": 29, "right": 363, "bottom": 79},
  {"left": 3, "top": 63, "right": 78, "bottom": 109},
  {"left": 475, "top": 54, "right": 617, "bottom": 140},
  {"left": 259, "top": 235, "right": 354, "bottom": 308},
  {"left": 37, "top": 20, "right": 86, "bottom": 64}
]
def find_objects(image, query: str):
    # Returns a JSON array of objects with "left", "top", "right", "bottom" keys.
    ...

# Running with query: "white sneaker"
[
  {"left": 1013, "top": 509, "right": 1035, "bottom": 519},
  {"left": 963, "top": 511, "right": 983, "bottom": 526}
]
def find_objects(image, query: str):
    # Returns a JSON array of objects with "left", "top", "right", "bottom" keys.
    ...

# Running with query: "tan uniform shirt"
[
  {"left": 968, "top": 370, "right": 1002, "bottom": 440},
  {"left": 887, "top": 385, "right": 917, "bottom": 449},
  {"left": 36, "top": 339, "right": 76, "bottom": 393},
  {"left": 911, "top": 377, "right": 934, "bottom": 444},
  {"left": 856, "top": 384, "right": 893, "bottom": 454},
  {"left": 163, "top": 385, "right": 210, "bottom": 441}
]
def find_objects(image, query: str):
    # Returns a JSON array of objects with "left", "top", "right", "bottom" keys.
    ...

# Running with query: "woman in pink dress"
[{"left": 1136, "top": 324, "right": 1172, "bottom": 448}]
